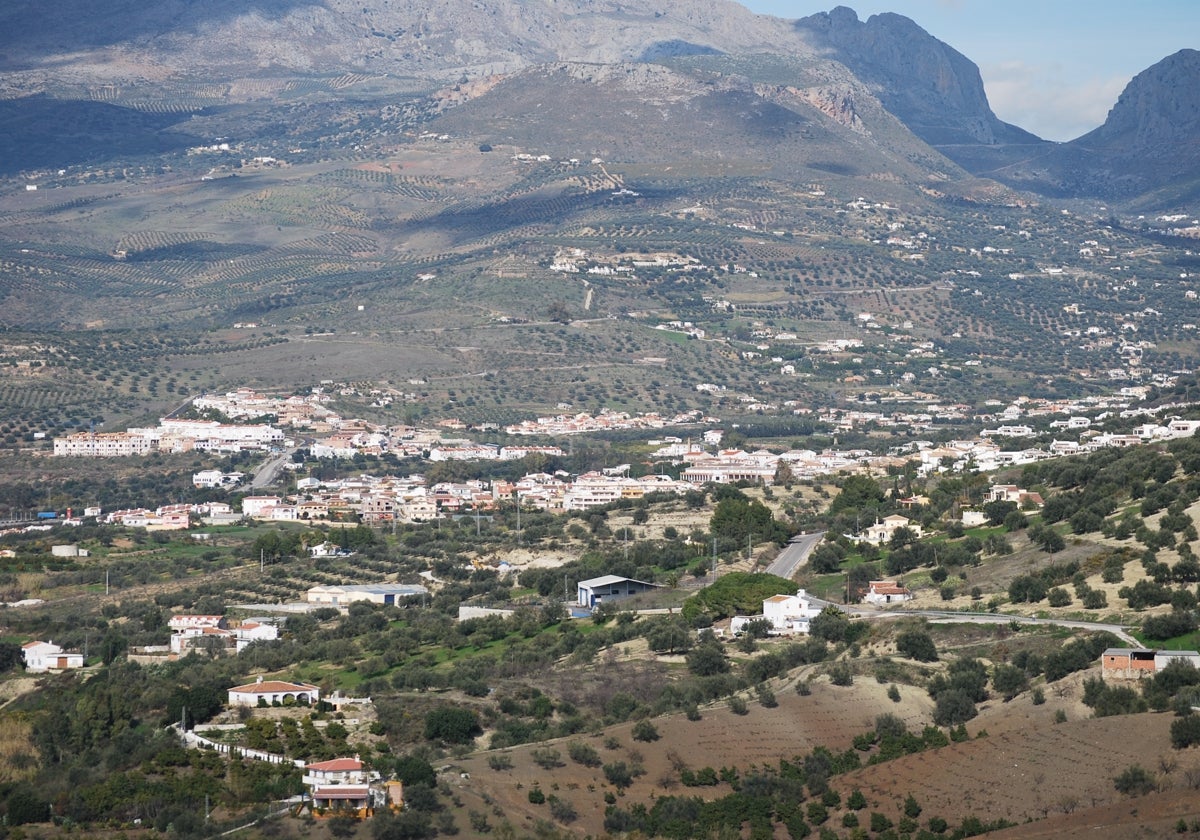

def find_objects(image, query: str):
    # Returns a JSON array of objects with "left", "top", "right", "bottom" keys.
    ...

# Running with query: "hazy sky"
[{"left": 740, "top": 1, "right": 1199, "bottom": 141}]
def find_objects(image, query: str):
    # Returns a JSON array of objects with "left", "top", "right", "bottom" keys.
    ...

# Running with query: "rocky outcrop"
[
  {"left": 795, "top": 6, "right": 1039, "bottom": 147},
  {"left": 1077, "top": 49, "right": 1200, "bottom": 152}
]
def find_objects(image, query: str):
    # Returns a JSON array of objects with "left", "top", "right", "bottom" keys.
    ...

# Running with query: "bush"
[
  {"left": 1114, "top": 764, "right": 1156, "bottom": 796},
  {"left": 992, "top": 664, "right": 1029, "bottom": 701},
  {"left": 933, "top": 689, "right": 978, "bottom": 725},
  {"left": 829, "top": 662, "right": 854, "bottom": 686},
  {"left": 1171, "top": 715, "right": 1200, "bottom": 750},
  {"left": 488, "top": 754, "right": 513, "bottom": 771},
  {"left": 896, "top": 628, "right": 938, "bottom": 662},
  {"left": 1048, "top": 587, "right": 1072, "bottom": 607},
  {"left": 528, "top": 787, "right": 545, "bottom": 804},
  {"left": 729, "top": 696, "right": 749, "bottom": 715},
  {"left": 847, "top": 788, "right": 867, "bottom": 810},
  {"left": 603, "top": 761, "right": 635, "bottom": 788},
  {"left": 531, "top": 747, "right": 563, "bottom": 769},
  {"left": 424, "top": 707, "right": 481, "bottom": 744},
  {"left": 567, "top": 741, "right": 601, "bottom": 767},
  {"left": 632, "top": 720, "right": 660, "bottom": 742},
  {"left": 548, "top": 796, "right": 576, "bottom": 823}
]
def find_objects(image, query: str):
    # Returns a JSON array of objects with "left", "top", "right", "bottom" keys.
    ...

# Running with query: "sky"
[{"left": 740, "top": 1, "right": 1200, "bottom": 141}]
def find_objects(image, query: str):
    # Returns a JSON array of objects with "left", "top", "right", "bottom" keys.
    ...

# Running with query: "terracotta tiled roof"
[
  {"left": 306, "top": 758, "right": 363, "bottom": 772},
  {"left": 229, "top": 680, "right": 316, "bottom": 694}
]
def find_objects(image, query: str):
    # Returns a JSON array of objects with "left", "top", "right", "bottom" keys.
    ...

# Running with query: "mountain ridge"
[{"left": 0, "top": 1, "right": 1194, "bottom": 206}]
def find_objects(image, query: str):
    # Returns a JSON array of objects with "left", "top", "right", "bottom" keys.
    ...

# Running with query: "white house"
[
  {"left": 731, "top": 589, "right": 822, "bottom": 636},
  {"left": 860, "top": 515, "right": 923, "bottom": 545},
  {"left": 228, "top": 677, "right": 319, "bottom": 707},
  {"left": 22, "top": 640, "right": 84, "bottom": 672},
  {"left": 960, "top": 510, "right": 989, "bottom": 527},
  {"left": 303, "top": 757, "right": 370, "bottom": 787},
  {"left": 241, "top": 496, "right": 281, "bottom": 517},
  {"left": 862, "top": 580, "right": 914, "bottom": 606},
  {"left": 306, "top": 583, "right": 429, "bottom": 608}
]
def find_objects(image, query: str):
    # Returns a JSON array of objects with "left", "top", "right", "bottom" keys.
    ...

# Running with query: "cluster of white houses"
[
  {"left": 54, "top": 419, "right": 283, "bottom": 456},
  {"left": 168, "top": 614, "right": 279, "bottom": 656}
]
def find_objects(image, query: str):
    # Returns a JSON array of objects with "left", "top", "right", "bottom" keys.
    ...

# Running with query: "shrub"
[
  {"left": 1171, "top": 715, "right": 1200, "bottom": 750},
  {"left": 847, "top": 789, "right": 867, "bottom": 810},
  {"left": 603, "top": 761, "right": 635, "bottom": 788},
  {"left": 424, "top": 707, "right": 481, "bottom": 744},
  {"left": 1047, "top": 587, "right": 1072, "bottom": 607},
  {"left": 631, "top": 720, "right": 660, "bottom": 742},
  {"left": 548, "top": 796, "right": 576, "bottom": 823},
  {"left": 531, "top": 748, "right": 563, "bottom": 769},
  {"left": 487, "top": 754, "right": 513, "bottom": 771},
  {"left": 895, "top": 628, "right": 938, "bottom": 662},
  {"left": 754, "top": 684, "right": 778, "bottom": 708},
  {"left": 992, "top": 664, "right": 1029, "bottom": 701},
  {"left": 887, "top": 684, "right": 901, "bottom": 702},
  {"left": 729, "top": 696, "right": 749, "bottom": 715},
  {"left": 829, "top": 662, "right": 854, "bottom": 686},
  {"left": 567, "top": 741, "right": 601, "bottom": 767},
  {"left": 870, "top": 812, "right": 893, "bottom": 832},
  {"left": 528, "top": 787, "right": 545, "bottom": 804},
  {"left": 1113, "top": 764, "right": 1156, "bottom": 796}
]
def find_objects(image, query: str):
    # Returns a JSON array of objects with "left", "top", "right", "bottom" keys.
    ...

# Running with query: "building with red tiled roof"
[
  {"left": 862, "top": 580, "right": 913, "bottom": 606},
  {"left": 227, "top": 676, "right": 319, "bottom": 707}
]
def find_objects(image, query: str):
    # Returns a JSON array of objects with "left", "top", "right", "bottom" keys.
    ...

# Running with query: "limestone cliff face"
[
  {"left": 795, "top": 6, "right": 1039, "bottom": 147},
  {"left": 0, "top": 0, "right": 808, "bottom": 83},
  {"left": 1078, "top": 49, "right": 1200, "bottom": 152}
]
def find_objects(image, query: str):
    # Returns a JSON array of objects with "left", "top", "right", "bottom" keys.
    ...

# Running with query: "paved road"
[
  {"left": 841, "top": 606, "right": 1140, "bottom": 646},
  {"left": 249, "top": 448, "right": 296, "bottom": 490},
  {"left": 765, "top": 531, "right": 826, "bottom": 580}
]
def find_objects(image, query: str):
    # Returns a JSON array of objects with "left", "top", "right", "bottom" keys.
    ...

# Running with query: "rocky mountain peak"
[
  {"left": 1082, "top": 48, "right": 1200, "bottom": 151},
  {"left": 795, "top": 6, "right": 1037, "bottom": 147}
]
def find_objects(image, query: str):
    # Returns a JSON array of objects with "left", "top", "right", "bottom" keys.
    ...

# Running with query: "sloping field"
[
  {"left": 834, "top": 712, "right": 1189, "bottom": 828},
  {"left": 453, "top": 676, "right": 936, "bottom": 836}
]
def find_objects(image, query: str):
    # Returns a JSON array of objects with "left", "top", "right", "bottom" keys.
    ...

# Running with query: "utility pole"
[
  {"left": 260, "top": 549, "right": 265, "bottom": 574},
  {"left": 516, "top": 493, "right": 522, "bottom": 546}
]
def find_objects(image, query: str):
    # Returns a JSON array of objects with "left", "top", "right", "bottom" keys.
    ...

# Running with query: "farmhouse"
[
  {"left": 227, "top": 676, "right": 319, "bottom": 707},
  {"left": 862, "top": 580, "right": 914, "bottom": 606},
  {"left": 577, "top": 575, "right": 661, "bottom": 608},
  {"left": 305, "top": 583, "right": 429, "bottom": 608},
  {"left": 21, "top": 640, "right": 84, "bottom": 672},
  {"left": 731, "top": 589, "right": 822, "bottom": 636}
]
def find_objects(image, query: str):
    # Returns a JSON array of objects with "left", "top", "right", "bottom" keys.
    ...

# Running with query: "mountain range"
[{"left": 0, "top": 1, "right": 1196, "bottom": 205}]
